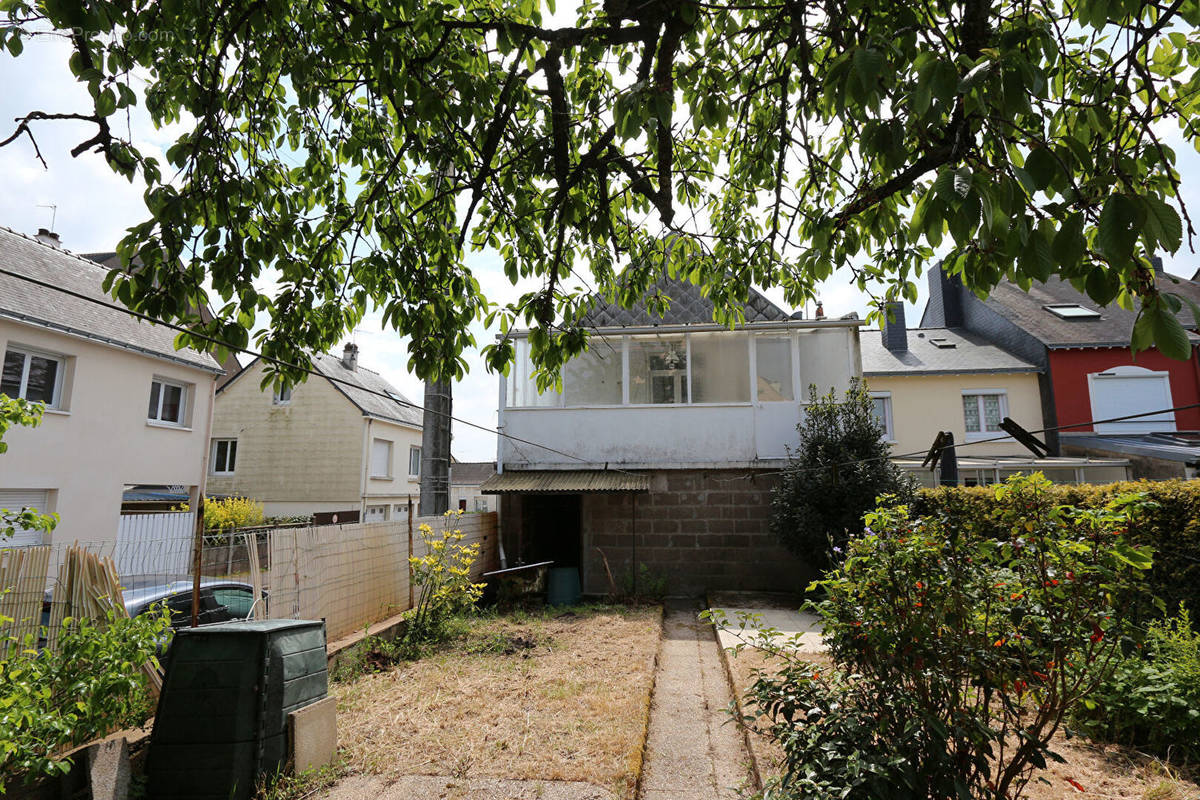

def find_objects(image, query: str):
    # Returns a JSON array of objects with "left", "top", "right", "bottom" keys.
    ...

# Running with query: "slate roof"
[
  {"left": 310, "top": 352, "right": 423, "bottom": 428},
  {"left": 449, "top": 461, "right": 496, "bottom": 486},
  {"left": 577, "top": 273, "right": 790, "bottom": 328},
  {"left": 862, "top": 327, "right": 1038, "bottom": 376},
  {"left": 0, "top": 227, "right": 222, "bottom": 372},
  {"left": 985, "top": 275, "right": 1200, "bottom": 348}
]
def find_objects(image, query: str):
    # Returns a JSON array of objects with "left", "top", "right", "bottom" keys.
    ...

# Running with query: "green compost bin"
[
  {"left": 547, "top": 567, "right": 582, "bottom": 606},
  {"left": 147, "top": 619, "right": 328, "bottom": 800}
]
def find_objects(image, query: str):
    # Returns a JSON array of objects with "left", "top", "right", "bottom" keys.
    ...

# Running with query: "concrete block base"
[{"left": 289, "top": 696, "right": 338, "bottom": 773}]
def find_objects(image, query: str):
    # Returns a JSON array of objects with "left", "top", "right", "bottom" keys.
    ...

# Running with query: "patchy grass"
[
  {"left": 721, "top": 644, "right": 1200, "bottom": 800},
  {"left": 334, "top": 605, "right": 661, "bottom": 799}
]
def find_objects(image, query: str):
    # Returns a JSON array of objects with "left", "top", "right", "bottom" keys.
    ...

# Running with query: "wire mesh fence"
[{"left": 0, "top": 510, "right": 500, "bottom": 651}]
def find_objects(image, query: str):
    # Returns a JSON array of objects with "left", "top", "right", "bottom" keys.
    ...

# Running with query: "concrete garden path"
[{"left": 637, "top": 603, "right": 753, "bottom": 800}]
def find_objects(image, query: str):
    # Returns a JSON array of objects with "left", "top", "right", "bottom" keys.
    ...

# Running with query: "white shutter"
[
  {"left": 370, "top": 439, "right": 392, "bottom": 477},
  {"left": 0, "top": 490, "right": 50, "bottom": 547},
  {"left": 1090, "top": 368, "right": 1175, "bottom": 433}
]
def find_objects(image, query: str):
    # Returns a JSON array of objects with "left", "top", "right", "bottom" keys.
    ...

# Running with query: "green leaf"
[
  {"left": 96, "top": 87, "right": 117, "bottom": 118},
  {"left": 1052, "top": 214, "right": 1086, "bottom": 269},
  {"left": 1143, "top": 300, "right": 1192, "bottom": 359},
  {"left": 1096, "top": 194, "right": 1142, "bottom": 264},
  {"left": 1143, "top": 195, "right": 1183, "bottom": 253},
  {"left": 1024, "top": 147, "right": 1057, "bottom": 191},
  {"left": 852, "top": 48, "right": 885, "bottom": 95},
  {"left": 1022, "top": 229, "right": 1055, "bottom": 282},
  {"left": 1085, "top": 267, "right": 1120, "bottom": 306}
]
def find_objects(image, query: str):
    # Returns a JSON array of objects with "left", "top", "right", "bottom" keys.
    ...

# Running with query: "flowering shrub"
[
  {"left": 202, "top": 496, "right": 265, "bottom": 533},
  {"left": 742, "top": 474, "right": 1153, "bottom": 800},
  {"left": 406, "top": 511, "right": 485, "bottom": 647}
]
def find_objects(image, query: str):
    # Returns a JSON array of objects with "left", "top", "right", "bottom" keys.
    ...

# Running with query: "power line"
[{"left": 0, "top": 264, "right": 635, "bottom": 473}]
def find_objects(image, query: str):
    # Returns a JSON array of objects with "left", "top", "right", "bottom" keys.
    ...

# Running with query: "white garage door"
[
  {"left": 364, "top": 504, "right": 388, "bottom": 523},
  {"left": 0, "top": 490, "right": 51, "bottom": 548},
  {"left": 1089, "top": 367, "right": 1175, "bottom": 433}
]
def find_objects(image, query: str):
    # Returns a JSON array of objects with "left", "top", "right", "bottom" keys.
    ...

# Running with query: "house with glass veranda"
[{"left": 482, "top": 275, "right": 862, "bottom": 596}]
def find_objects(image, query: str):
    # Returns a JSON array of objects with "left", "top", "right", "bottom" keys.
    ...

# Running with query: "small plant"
[
  {"left": 619, "top": 563, "right": 669, "bottom": 602},
  {"left": 1071, "top": 604, "right": 1200, "bottom": 761},
  {"left": 770, "top": 380, "right": 915, "bottom": 571},
  {"left": 404, "top": 511, "right": 485, "bottom": 651},
  {"left": 0, "top": 397, "right": 57, "bottom": 541},
  {"left": 731, "top": 474, "right": 1154, "bottom": 800},
  {"left": 0, "top": 606, "right": 171, "bottom": 790}
]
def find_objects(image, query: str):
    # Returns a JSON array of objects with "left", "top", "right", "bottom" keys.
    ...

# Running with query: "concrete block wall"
[{"left": 571, "top": 469, "right": 812, "bottom": 597}]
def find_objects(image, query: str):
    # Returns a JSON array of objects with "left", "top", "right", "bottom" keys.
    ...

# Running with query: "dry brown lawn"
[
  {"left": 334, "top": 606, "right": 661, "bottom": 799},
  {"left": 721, "top": 646, "right": 1200, "bottom": 800}
]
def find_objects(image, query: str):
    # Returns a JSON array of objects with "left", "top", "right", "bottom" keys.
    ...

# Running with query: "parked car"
[{"left": 39, "top": 576, "right": 266, "bottom": 650}]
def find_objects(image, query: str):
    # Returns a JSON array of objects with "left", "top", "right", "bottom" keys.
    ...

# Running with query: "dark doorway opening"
[{"left": 522, "top": 494, "right": 582, "bottom": 567}]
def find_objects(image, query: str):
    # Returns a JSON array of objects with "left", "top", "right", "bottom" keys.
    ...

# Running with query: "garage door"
[
  {"left": 364, "top": 504, "right": 388, "bottom": 523},
  {"left": 0, "top": 490, "right": 51, "bottom": 547},
  {"left": 1089, "top": 367, "right": 1175, "bottom": 433}
]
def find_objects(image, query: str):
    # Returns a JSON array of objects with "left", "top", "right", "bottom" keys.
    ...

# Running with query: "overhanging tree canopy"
[{"left": 4, "top": 0, "right": 1200, "bottom": 382}]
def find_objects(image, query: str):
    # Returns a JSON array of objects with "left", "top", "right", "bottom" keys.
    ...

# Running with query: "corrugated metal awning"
[{"left": 480, "top": 470, "right": 649, "bottom": 494}]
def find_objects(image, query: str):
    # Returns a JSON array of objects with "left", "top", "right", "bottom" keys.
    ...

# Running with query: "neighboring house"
[
  {"left": 0, "top": 226, "right": 223, "bottom": 549},
  {"left": 922, "top": 263, "right": 1200, "bottom": 479},
  {"left": 208, "top": 344, "right": 423, "bottom": 521},
  {"left": 483, "top": 274, "right": 862, "bottom": 596},
  {"left": 449, "top": 461, "right": 497, "bottom": 513},
  {"left": 83, "top": 249, "right": 244, "bottom": 388},
  {"left": 862, "top": 304, "right": 1129, "bottom": 486}
]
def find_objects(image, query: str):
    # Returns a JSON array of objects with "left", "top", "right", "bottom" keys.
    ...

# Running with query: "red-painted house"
[{"left": 922, "top": 264, "right": 1200, "bottom": 478}]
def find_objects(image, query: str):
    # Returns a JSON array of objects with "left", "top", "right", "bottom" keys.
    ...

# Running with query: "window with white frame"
[
  {"left": 870, "top": 392, "right": 894, "bottom": 441},
  {"left": 962, "top": 391, "right": 1007, "bottom": 437},
  {"left": 474, "top": 496, "right": 489, "bottom": 512},
  {"left": 628, "top": 336, "right": 688, "bottom": 404},
  {"left": 1, "top": 347, "right": 65, "bottom": 408},
  {"left": 272, "top": 385, "right": 292, "bottom": 405},
  {"left": 148, "top": 378, "right": 188, "bottom": 425},
  {"left": 370, "top": 438, "right": 393, "bottom": 478},
  {"left": 755, "top": 337, "right": 794, "bottom": 401},
  {"left": 211, "top": 439, "right": 237, "bottom": 475},
  {"left": 409, "top": 446, "right": 422, "bottom": 477},
  {"left": 690, "top": 333, "right": 749, "bottom": 403}
]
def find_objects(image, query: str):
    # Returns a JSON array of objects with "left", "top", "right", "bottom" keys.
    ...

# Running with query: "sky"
[{"left": 3, "top": 24, "right": 1200, "bottom": 462}]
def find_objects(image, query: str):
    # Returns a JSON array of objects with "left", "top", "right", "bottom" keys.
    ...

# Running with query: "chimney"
[
  {"left": 881, "top": 302, "right": 908, "bottom": 352},
  {"left": 35, "top": 228, "right": 61, "bottom": 249},
  {"left": 814, "top": 300, "right": 825, "bottom": 320},
  {"left": 1151, "top": 255, "right": 1164, "bottom": 274},
  {"left": 926, "top": 263, "right": 963, "bottom": 328},
  {"left": 342, "top": 343, "right": 358, "bottom": 371}
]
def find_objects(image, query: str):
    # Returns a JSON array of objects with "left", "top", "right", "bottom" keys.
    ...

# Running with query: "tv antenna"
[{"left": 36, "top": 204, "right": 57, "bottom": 231}]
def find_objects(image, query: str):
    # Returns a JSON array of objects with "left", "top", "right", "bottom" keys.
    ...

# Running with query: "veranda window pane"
[
  {"left": 755, "top": 337, "right": 793, "bottom": 401},
  {"left": 508, "top": 339, "right": 560, "bottom": 407},
  {"left": 1, "top": 351, "right": 23, "bottom": 397},
  {"left": 25, "top": 356, "right": 57, "bottom": 405},
  {"left": 629, "top": 336, "right": 687, "bottom": 404},
  {"left": 562, "top": 342, "right": 622, "bottom": 405},
  {"left": 691, "top": 333, "right": 749, "bottom": 403},
  {"left": 796, "top": 330, "right": 851, "bottom": 397}
]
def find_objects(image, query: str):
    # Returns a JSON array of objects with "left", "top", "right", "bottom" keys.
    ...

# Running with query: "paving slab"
[
  {"left": 637, "top": 605, "right": 752, "bottom": 800},
  {"left": 710, "top": 606, "right": 826, "bottom": 656},
  {"left": 321, "top": 774, "right": 615, "bottom": 800}
]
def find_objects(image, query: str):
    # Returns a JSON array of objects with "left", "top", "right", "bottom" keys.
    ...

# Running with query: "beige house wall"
[
  {"left": 863, "top": 372, "right": 1044, "bottom": 457},
  {"left": 208, "top": 359, "right": 421, "bottom": 517},
  {"left": 0, "top": 319, "right": 217, "bottom": 548}
]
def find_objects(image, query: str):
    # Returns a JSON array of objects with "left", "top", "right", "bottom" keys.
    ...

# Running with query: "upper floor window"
[
  {"left": 629, "top": 336, "right": 688, "bottom": 404},
  {"left": 370, "top": 438, "right": 393, "bottom": 478},
  {"left": 409, "top": 446, "right": 422, "bottom": 477},
  {"left": 272, "top": 385, "right": 292, "bottom": 405},
  {"left": 870, "top": 392, "right": 894, "bottom": 442},
  {"left": 963, "top": 391, "right": 1006, "bottom": 438},
  {"left": 756, "top": 337, "right": 794, "bottom": 401},
  {"left": 2, "top": 347, "right": 65, "bottom": 408},
  {"left": 211, "top": 439, "right": 237, "bottom": 475},
  {"left": 148, "top": 378, "right": 188, "bottom": 426}
]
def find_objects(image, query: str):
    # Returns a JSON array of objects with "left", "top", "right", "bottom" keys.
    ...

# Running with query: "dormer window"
[{"left": 1044, "top": 304, "right": 1101, "bottom": 319}]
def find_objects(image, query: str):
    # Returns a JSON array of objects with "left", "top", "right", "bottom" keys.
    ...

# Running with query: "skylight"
[
  {"left": 929, "top": 337, "right": 957, "bottom": 349},
  {"left": 1044, "top": 304, "right": 1101, "bottom": 320}
]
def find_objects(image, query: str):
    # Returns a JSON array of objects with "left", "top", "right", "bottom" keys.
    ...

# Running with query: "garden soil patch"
[{"left": 332, "top": 606, "right": 661, "bottom": 799}]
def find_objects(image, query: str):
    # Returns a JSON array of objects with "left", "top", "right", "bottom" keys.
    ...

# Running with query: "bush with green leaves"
[
  {"left": 0, "top": 607, "right": 171, "bottom": 790},
  {"left": 1070, "top": 605, "right": 1200, "bottom": 761},
  {"left": 914, "top": 479, "right": 1200, "bottom": 621},
  {"left": 770, "top": 379, "right": 914, "bottom": 571},
  {"left": 740, "top": 474, "right": 1153, "bottom": 800}
]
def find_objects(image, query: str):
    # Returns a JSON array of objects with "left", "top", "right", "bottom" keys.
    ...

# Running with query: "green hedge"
[{"left": 913, "top": 480, "right": 1200, "bottom": 619}]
